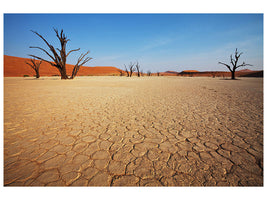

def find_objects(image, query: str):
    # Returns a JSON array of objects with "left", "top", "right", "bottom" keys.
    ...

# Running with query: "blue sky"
[{"left": 4, "top": 14, "right": 263, "bottom": 72}]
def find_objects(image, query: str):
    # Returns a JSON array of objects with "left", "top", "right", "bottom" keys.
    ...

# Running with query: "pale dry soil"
[{"left": 4, "top": 76, "right": 263, "bottom": 186}]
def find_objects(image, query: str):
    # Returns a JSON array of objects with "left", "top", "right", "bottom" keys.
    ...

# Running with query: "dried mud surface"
[{"left": 4, "top": 77, "right": 263, "bottom": 186}]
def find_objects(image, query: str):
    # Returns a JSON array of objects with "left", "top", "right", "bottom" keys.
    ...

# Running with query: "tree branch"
[
  {"left": 218, "top": 62, "right": 232, "bottom": 72},
  {"left": 25, "top": 61, "right": 35, "bottom": 70},
  {"left": 28, "top": 54, "right": 57, "bottom": 67},
  {"left": 71, "top": 51, "right": 92, "bottom": 78},
  {"left": 31, "top": 30, "right": 51, "bottom": 48},
  {"left": 31, "top": 30, "right": 62, "bottom": 65},
  {"left": 236, "top": 62, "right": 253, "bottom": 69},
  {"left": 66, "top": 48, "right": 80, "bottom": 57},
  {"left": 29, "top": 46, "right": 56, "bottom": 62}
]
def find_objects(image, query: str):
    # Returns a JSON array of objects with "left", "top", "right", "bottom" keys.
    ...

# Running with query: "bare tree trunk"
[
  {"left": 35, "top": 69, "right": 40, "bottom": 78},
  {"left": 135, "top": 61, "right": 140, "bottom": 77},
  {"left": 60, "top": 67, "right": 69, "bottom": 79},
  {"left": 124, "top": 65, "right": 129, "bottom": 77},
  {"left": 231, "top": 70, "right": 235, "bottom": 80}
]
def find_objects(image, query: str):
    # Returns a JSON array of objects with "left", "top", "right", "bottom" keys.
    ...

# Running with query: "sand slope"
[
  {"left": 4, "top": 77, "right": 263, "bottom": 186},
  {"left": 4, "top": 55, "right": 122, "bottom": 77}
]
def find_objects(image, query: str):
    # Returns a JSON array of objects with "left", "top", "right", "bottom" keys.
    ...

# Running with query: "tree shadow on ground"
[{"left": 219, "top": 78, "right": 242, "bottom": 81}]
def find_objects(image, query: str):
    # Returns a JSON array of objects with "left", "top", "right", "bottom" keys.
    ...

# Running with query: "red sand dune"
[
  {"left": 182, "top": 70, "right": 199, "bottom": 73},
  {"left": 4, "top": 55, "right": 122, "bottom": 77},
  {"left": 237, "top": 69, "right": 253, "bottom": 73}
]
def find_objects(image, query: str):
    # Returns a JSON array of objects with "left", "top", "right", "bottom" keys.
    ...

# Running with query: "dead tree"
[
  {"left": 135, "top": 61, "right": 141, "bottom": 77},
  {"left": 124, "top": 64, "right": 129, "bottom": 77},
  {"left": 124, "top": 62, "right": 135, "bottom": 77},
  {"left": 70, "top": 52, "right": 92, "bottom": 79},
  {"left": 157, "top": 72, "right": 160, "bottom": 76},
  {"left": 29, "top": 28, "right": 92, "bottom": 79},
  {"left": 129, "top": 62, "right": 135, "bottom": 77},
  {"left": 118, "top": 69, "right": 124, "bottom": 76},
  {"left": 218, "top": 48, "right": 252, "bottom": 80},
  {"left": 25, "top": 58, "right": 42, "bottom": 78},
  {"left": 147, "top": 70, "right": 151, "bottom": 76}
]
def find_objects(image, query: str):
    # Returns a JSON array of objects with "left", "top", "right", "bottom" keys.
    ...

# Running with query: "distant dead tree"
[
  {"left": 129, "top": 62, "right": 135, "bottom": 77},
  {"left": 157, "top": 72, "right": 160, "bottom": 76},
  {"left": 25, "top": 58, "right": 42, "bottom": 78},
  {"left": 124, "top": 62, "right": 135, "bottom": 77},
  {"left": 29, "top": 28, "right": 92, "bottom": 79},
  {"left": 118, "top": 69, "right": 124, "bottom": 76},
  {"left": 135, "top": 61, "right": 141, "bottom": 77},
  {"left": 124, "top": 64, "right": 129, "bottom": 77},
  {"left": 218, "top": 48, "right": 252, "bottom": 80},
  {"left": 147, "top": 70, "right": 151, "bottom": 76}
]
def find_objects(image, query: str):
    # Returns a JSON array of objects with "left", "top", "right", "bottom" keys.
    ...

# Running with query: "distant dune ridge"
[
  {"left": 4, "top": 55, "right": 263, "bottom": 77},
  {"left": 4, "top": 55, "right": 121, "bottom": 77}
]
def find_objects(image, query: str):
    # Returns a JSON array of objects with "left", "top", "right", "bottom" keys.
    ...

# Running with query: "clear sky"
[{"left": 4, "top": 14, "right": 263, "bottom": 72}]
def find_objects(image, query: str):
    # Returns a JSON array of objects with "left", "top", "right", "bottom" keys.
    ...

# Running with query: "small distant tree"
[
  {"left": 118, "top": 69, "right": 124, "bottom": 76},
  {"left": 147, "top": 70, "right": 151, "bottom": 76},
  {"left": 124, "top": 62, "right": 135, "bottom": 77},
  {"left": 124, "top": 64, "right": 129, "bottom": 77},
  {"left": 29, "top": 28, "right": 92, "bottom": 79},
  {"left": 25, "top": 58, "right": 42, "bottom": 78},
  {"left": 157, "top": 72, "right": 160, "bottom": 76},
  {"left": 129, "top": 62, "right": 135, "bottom": 77},
  {"left": 135, "top": 61, "right": 141, "bottom": 77},
  {"left": 218, "top": 48, "right": 252, "bottom": 80}
]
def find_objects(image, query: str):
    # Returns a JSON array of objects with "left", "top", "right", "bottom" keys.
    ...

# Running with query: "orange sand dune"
[
  {"left": 182, "top": 70, "right": 199, "bottom": 73},
  {"left": 4, "top": 55, "right": 122, "bottom": 77}
]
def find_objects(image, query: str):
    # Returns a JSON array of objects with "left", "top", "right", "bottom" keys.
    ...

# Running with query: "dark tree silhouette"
[
  {"left": 124, "top": 62, "right": 135, "bottom": 77},
  {"left": 135, "top": 61, "right": 141, "bottom": 77},
  {"left": 70, "top": 51, "right": 92, "bottom": 79},
  {"left": 129, "top": 62, "right": 135, "bottom": 77},
  {"left": 124, "top": 64, "right": 129, "bottom": 77},
  {"left": 157, "top": 72, "right": 160, "bottom": 76},
  {"left": 118, "top": 69, "right": 124, "bottom": 76},
  {"left": 218, "top": 48, "right": 252, "bottom": 80},
  {"left": 147, "top": 70, "right": 151, "bottom": 76},
  {"left": 25, "top": 58, "right": 42, "bottom": 78},
  {"left": 29, "top": 28, "right": 92, "bottom": 79}
]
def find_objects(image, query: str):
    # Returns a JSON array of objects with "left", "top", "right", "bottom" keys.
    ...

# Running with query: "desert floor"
[{"left": 4, "top": 76, "right": 263, "bottom": 186}]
